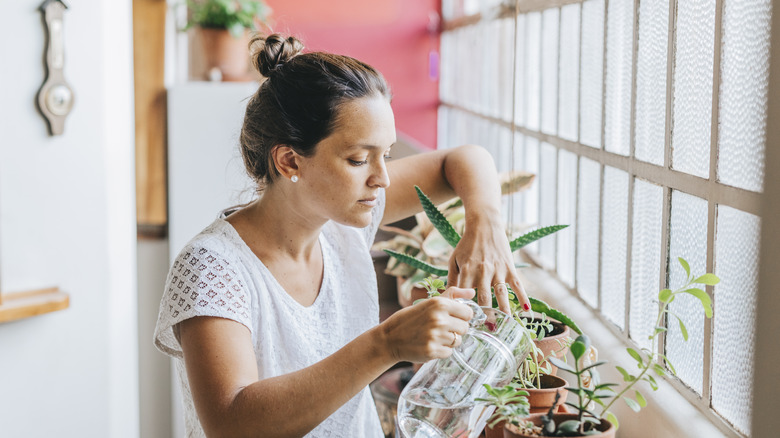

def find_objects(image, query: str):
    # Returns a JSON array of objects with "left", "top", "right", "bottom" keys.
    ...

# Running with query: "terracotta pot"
[
  {"left": 503, "top": 413, "right": 615, "bottom": 438},
  {"left": 532, "top": 319, "right": 570, "bottom": 375},
  {"left": 484, "top": 375, "right": 568, "bottom": 438},
  {"left": 198, "top": 28, "right": 252, "bottom": 81},
  {"left": 396, "top": 277, "right": 430, "bottom": 308}
]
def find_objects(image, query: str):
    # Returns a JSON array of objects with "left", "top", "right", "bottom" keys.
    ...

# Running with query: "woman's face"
[{"left": 297, "top": 95, "right": 396, "bottom": 228}]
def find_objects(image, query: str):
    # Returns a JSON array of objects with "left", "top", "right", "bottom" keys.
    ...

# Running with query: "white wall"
[{"left": 0, "top": 1, "right": 138, "bottom": 437}]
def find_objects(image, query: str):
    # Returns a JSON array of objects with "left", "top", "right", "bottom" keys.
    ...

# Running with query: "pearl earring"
[{"left": 291, "top": 175, "right": 299, "bottom": 183}]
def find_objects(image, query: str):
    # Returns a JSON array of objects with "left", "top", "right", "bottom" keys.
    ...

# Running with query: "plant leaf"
[
  {"left": 557, "top": 420, "right": 581, "bottom": 434},
  {"left": 383, "top": 249, "right": 448, "bottom": 277},
  {"left": 549, "top": 357, "right": 577, "bottom": 374},
  {"left": 605, "top": 411, "right": 620, "bottom": 430},
  {"left": 678, "top": 257, "right": 691, "bottom": 280},
  {"left": 635, "top": 390, "right": 647, "bottom": 407},
  {"left": 528, "top": 296, "right": 582, "bottom": 334},
  {"left": 693, "top": 273, "right": 720, "bottom": 285},
  {"left": 415, "top": 186, "right": 461, "bottom": 248},
  {"left": 623, "top": 397, "right": 641, "bottom": 412},
  {"left": 626, "top": 348, "right": 644, "bottom": 366},
  {"left": 676, "top": 315, "right": 689, "bottom": 341},
  {"left": 653, "top": 363, "right": 667, "bottom": 377},
  {"left": 615, "top": 366, "right": 635, "bottom": 382},
  {"left": 509, "top": 225, "right": 569, "bottom": 252},
  {"left": 644, "top": 375, "right": 659, "bottom": 390},
  {"left": 682, "top": 288, "right": 713, "bottom": 318},
  {"left": 570, "top": 338, "right": 586, "bottom": 361},
  {"left": 658, "top": 288, "right": 672, "bottom": 303}
]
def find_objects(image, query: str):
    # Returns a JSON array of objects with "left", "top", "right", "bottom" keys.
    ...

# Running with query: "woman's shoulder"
[{"left": 174, "top": 218, "right": 244, "bottom": 266}]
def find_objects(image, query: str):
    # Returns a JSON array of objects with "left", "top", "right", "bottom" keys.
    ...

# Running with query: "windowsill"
[
  {"left": 0, "top": 287, "right": 69, "bottom": 324},
  {"left": 519, "top": 263, "right": 739, "bottom": 438}
]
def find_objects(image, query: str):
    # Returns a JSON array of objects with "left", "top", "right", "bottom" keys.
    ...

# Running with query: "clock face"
[{"left": 45, "top": 84, "right": 73, "bottom": 116}]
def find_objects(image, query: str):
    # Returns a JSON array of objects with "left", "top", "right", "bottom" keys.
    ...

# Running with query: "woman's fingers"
[
  {"left": 492, "top": 282, "right": 512, "bottom": 315},
  {"left": 440, "top": 286, "right": 476, "bottom": 301},
  {"left": 508, "top": 275, "right": 530, "bottom": 313}
]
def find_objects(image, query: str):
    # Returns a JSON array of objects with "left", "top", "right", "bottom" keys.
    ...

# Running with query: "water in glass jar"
[{"left": 396, "top": 387, "right": 494, "bottom": 438}]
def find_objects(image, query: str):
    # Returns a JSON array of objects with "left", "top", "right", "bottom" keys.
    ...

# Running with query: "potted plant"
[
  {"left": 373, "top": 171, "right": 536, "bottom": 307},
  {"left": 184, "top": 0, "right": 272, "bottom": 81},
  {"left": 375, "top": 184, "right": 581, "bottom": 336},
  {"left": 483, "top": 315, "right": 573, "bottom": 438},
  {"left": 493, "top": 258, "right": 718, "bottom": 437}
]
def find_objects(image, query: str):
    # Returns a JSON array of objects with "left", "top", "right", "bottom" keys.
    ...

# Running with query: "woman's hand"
[
  {"left": 379, "top": 287, "right": 475, "bottom": 363},
  {"left": 447, "top": 214, "right": 531, "bottom": 315}
]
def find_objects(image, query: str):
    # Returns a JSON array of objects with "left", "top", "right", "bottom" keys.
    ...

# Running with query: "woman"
[{"left": 155, "top": 34, "right": 531, "bottom": 437}]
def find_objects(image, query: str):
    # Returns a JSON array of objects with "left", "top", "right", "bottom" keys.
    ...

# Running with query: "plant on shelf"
[
  {"left": 185, "top": 0, "right": 272, "bottom": 37},
  {"left": 375, "top": 184, "right": 581, "bottom": 336},
  {"left": 489, "top": 257, "right": 719, "bottom": 437},
  {"left": 374, "top": 171, "right": 535, "bottom": 306},
  {"left": 183, "top": 0, "right": 273, "bottom": 81}
]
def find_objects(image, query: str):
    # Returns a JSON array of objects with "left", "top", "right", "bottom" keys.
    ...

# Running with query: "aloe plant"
[{"left": 385, "top": 185, "right": 580, "bottom": 335}]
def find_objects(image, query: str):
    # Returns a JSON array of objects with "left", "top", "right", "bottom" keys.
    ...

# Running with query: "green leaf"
[
  {"left": 615, "top": 366, "right": 635, "bottom": 382},
  {"left": 623, "top": 397, "right": 641, "bottom": 412},
  {"left": 661, "top": 354, "right": 677, "bottom": 375},
  {"left": 557, "top": 420, "right": 581, "bottom": 434},
  {"left": 693, "top": 273, "right": 720, "bottom": 285},
  {"left": 580, "top": 361, "right": 608, "bottom": 374},
  {"left": 677, "top": 315, "right": 689, "bottom": 341},
  {"left": 626, "top": 348, "right": 644, "bottom": 366},
  {"left": 549, "top": 357, "right": 577, "bottom": 374},
  {"left": 570, "top": 338, "right": 586, "bottom": 361},
  {"left": 383, "top": 249, "right": 448, "bottom": 277},
  {"left": 658, "top": 288, "right": 673, "bottom": 303},
  {"left": 415, "top": 186, "right": 461, "bottom": 248},
  {"left": 678, "top": 257, "right": 691, "bottom": 280},
  {"left": 682, "top": 288, "right": 713, "bottom": 318},
  {"left": 528, "top": 297, "right": 582, "bottom": 335},
  {"left": 653, "top": 363, "right": 667, "bottom": 377},
  {"left": 509, "top": 225, "right": 569, "bottom": 252},
  {"left": 605, "top": 411, "right": 619, "bottom": 430},
  {"left": 635, "top": 390, "right": 647, "bottom": 407},
  {"left": 644, "top": 375, "right": 659, "bottom": 390}
]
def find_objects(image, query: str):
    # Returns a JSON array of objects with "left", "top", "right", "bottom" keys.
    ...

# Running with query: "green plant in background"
[
  {"left": 539, "top": 258, "right": 719, "bottom": 435},
  {"left": 475, "top": 383, "right": 531, "bottom": 430},
  {"left": 185, "top": 0, "right": 272, "bottom": 37},
  {"left": 380, "top": 185, "right": 580, "bottom": 335},
  {"left": 515, "top": 314, "right": 572, "bottom": 390}
]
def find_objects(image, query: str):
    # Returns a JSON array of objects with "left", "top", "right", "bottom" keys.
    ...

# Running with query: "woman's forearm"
[
  {"left": 204, "top": 326, "right": 394, "bottom": 438},
  {"left": 442, "top": 144, "right": 503, "bottom": 218}
]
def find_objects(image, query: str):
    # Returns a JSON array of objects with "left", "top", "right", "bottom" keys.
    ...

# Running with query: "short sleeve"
[
  {"left": 362, "top": 188, "right": 386, "bottom": 248},
  {"left": 154, "top": 245, "right": 252, "bottom": 358}
]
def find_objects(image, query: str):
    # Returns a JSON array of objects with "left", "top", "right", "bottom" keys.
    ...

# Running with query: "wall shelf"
[{"left": 0, "top": 287, "right": 69, "bottom": 323}]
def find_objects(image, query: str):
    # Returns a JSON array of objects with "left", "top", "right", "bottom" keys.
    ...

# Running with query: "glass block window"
[{"left": 438, "top": 1, "right": 770, "bottom": 434}]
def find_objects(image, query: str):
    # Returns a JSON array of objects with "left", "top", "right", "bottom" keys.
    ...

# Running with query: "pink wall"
[{"left": 267, "top": 0, "right": 440, "bottom": 149}]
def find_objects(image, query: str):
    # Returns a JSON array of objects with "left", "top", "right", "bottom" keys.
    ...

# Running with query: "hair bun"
[{"left": 250, "top": 34, "right": 305, "bottom": 77}]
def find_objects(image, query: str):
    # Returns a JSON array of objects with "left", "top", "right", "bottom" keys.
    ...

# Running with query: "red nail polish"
[{"left": 523, "top": 303, "right": 530, "bottom": 311}]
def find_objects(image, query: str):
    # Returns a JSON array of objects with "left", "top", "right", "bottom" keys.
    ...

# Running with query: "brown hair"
[{"left": 240, "top": 33, "right": 392, "bottom": 189}]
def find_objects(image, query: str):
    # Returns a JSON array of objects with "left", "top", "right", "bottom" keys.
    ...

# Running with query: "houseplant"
[
  {"left": 184, "top": 0, "right": 272, "bottom": 81},
  {"left": 487, "top": 258, "right": 719, "bottom": 437},
  {"left": 483, "top": 315, "right": 572, "bottom": 438},
  {"left": 375, "top": 184, "right": 581, "bottom": 336},
  {"left": 374, "top": 171, "right": 536, "bottom": 307}
]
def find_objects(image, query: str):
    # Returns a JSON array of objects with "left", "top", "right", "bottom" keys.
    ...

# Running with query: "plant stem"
[{"left": 598, "top": 281, "right": 691, "bottom": 417}]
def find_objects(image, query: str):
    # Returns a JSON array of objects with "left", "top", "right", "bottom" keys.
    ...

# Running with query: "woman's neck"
[{"left": 227, "top": 186, "right": 325, "bottom": 262}]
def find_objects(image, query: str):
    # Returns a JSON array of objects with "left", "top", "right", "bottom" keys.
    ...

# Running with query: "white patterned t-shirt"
[{"left": 154, "top": 190, "right": 386, "bottom": 437}]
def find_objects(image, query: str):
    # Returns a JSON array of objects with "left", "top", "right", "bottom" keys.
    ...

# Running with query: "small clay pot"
[
  {"left": 503, "top": 413, "right": 615, "bottom": 438},
  {"left": 198, "top": 28, "right": 252, "bottom": 81},
  {"left": 531, "top": 319, "right": 570, "bottom": 375}
]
